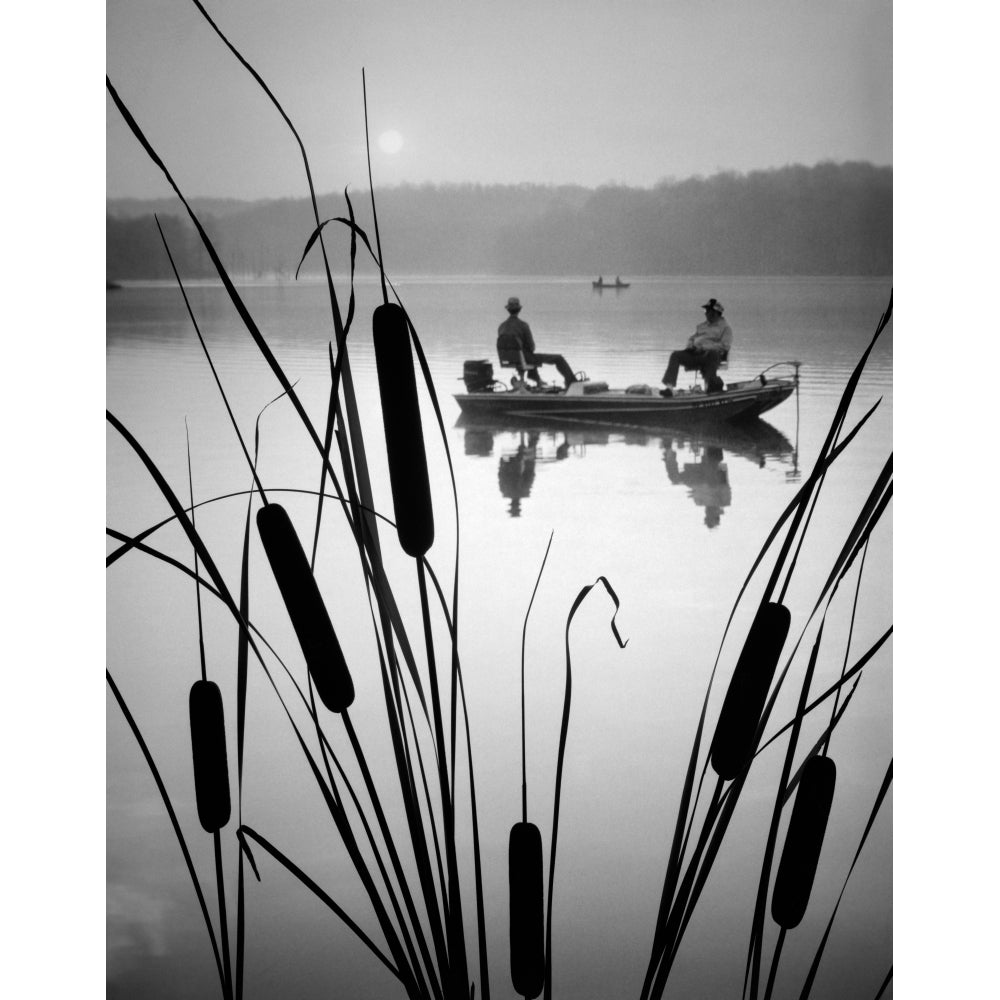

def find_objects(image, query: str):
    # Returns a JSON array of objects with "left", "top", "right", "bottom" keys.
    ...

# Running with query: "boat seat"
[{"left": 497, "top": 345, "right": 538, "bottom": 380}]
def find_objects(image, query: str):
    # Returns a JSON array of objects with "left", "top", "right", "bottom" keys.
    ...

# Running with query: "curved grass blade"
[
  {"left": 826, "top": 540, "right": 869, "bottom": 750},
  {"left": 363, "top": 69, "right": 390, "bottom": 304},
  {"left": 339, "top": 710, "right": 446, "bottom": 1000},
  {"left": 521, "top": 533, "right": 555, "bottom": 822},
  {"left": 510, "top": 534, "right": 554, "bottom": 1000},
  {"left": 416, "top": 559, "right": 470, "bottom": 998},
  {"left": 105, "top": 420, "right": 418, "bottom": 987},
  {"left": 420, "top": 558, "right": 491, "bottom": 1000},
  {"left": 310, "top": 342, "right": 340, "bottom": 569},
  {"left": 768, "top": 294, "right": 891, "bottom": 602},
  {"left": 159, "top": 219, "right": 267, "bottom": 500},
  {"left": 544, "top": 577, "right": 627, "bottom": 1000},
  {"left": 237, "top": 825, "right": 403, "bottom": 983},
  {"left": 872, "top": 966, "right": 892, "bottom": 1000},
  {"left": 106, "top": 78, "right": 352, "bottom": 530},
  {"left": 640, "top": 398, "right": 884, "bottom": 1000},
  {"left": 796, "top": 761, "right": 891, "bottom": 1000},
  {"left": 108, "top": 539, "right": 412, "bottom": 992},
  {"left": 743, "top": 620, "right": 829, "bottom": 1000},
  {"left": 778, "top": 678, "right": 860, "bottom": 805},
  {"left": 107, "top": 670, "right": 227, "bottom": 995}
]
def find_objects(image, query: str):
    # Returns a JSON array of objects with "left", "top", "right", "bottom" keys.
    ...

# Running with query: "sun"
[{"left": 378, "top": 130, "right": 404, "bottom": 155}]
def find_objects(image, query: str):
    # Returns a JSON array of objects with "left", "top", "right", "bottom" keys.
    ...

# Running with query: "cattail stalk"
[
  {"left": 189, "top": 679, "right": 232, "bottom": 833},
  {"left": 372, "top": 302, "right": 434, "bottom": 557},
  {"left": 509, "top": 820, "right": 545, "bottom": 999},
  {"left": 771, "top": 755, "right": 836, "bottom": 929},
  {"left": 257, "top": 503, "right": 355, "bottom": 712},
  {"left": 710, "top": 602, "right": 791, "bottom": 780}
]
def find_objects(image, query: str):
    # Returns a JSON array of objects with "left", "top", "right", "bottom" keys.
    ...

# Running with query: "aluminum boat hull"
[{"left": 454, "top": 378, "right": 795, "bottom": 426}]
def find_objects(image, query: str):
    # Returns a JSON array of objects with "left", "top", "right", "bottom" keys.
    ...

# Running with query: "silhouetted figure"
[
  {"left": 498, "top": 432, "right": 539, "bottom": 517},
  {"left": 664, "top": 441, "right": 732, "bottom": 528},
  {"left": 497, "top": 297, "right": 577, "bottom": 388},
  {"left": 661, "top": 298, "right": 733, "bottom": 396}
]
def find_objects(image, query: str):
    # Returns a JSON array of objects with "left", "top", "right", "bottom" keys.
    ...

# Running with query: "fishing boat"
[
  {"left": 455, "top": 360, "right": 799, "bottom": 425},
  {"left": 593, "top": 277, "right": 630, "bottom": 289}
]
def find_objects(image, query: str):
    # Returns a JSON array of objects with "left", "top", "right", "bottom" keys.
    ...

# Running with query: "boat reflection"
[{"left": 457, "top": 413, "right": 799, "bottom": 524}]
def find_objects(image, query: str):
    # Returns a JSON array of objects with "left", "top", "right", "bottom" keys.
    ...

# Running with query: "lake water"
[{"left": 107, "top": 275, "right": 892, "bottom": 1000}]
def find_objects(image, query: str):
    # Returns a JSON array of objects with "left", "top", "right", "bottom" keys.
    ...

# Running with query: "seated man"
[
  {"left": 661, "top": 298, "right": 732, "bottom": 396},
  {"left": 497, "top": 296, "right": 578, "bottom": 389}
]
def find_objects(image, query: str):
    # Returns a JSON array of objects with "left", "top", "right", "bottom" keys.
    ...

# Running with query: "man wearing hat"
[
  {"left": 497, "top": 296, "right": 578, "bottom": 388},
  {"left": 660, "top": 298, "right": 733, "bottom": 396}
]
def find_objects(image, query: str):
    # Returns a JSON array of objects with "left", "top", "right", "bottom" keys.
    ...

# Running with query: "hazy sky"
[{"left": 107, "top": 0, "right": 891, "bottom": 199}]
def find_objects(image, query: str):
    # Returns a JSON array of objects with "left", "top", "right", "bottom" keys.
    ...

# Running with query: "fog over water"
[{"left": 107, "top": 275, "right": 891, "bottom": 999}]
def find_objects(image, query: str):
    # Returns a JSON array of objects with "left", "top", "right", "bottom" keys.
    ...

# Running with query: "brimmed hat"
[
  {"left": 701, "top": 298, "right": 724, "bottom": 314},
  {"left": 505, "top": 296, "right": 522, "bottom": 312}
]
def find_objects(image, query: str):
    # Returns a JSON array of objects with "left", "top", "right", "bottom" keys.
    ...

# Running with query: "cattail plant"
[
  {"left": 771, "top": 755, "right": 837, "bottom": 929},
  {"left": 372, "top": 302, "right": 434, "bottom": 558},
  {"left": 256, "top": 502, "right": 355, "bottom": 712},
  {"left": 108, "top": 13, "right": 893, "bottom": 996},
  {"left": 189, "top": 679, "right": 232, "bottom": 833},
  {"left": 710, "top": 602, "right": 791, "bottom": 780},
  {"left": 509, "top": 821, "right": 545, "bottom": 999}
]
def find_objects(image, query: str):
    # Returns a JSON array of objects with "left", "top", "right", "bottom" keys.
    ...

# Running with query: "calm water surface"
[{"left": 107, "top": 276, "right": 892, "bottom": 1000}]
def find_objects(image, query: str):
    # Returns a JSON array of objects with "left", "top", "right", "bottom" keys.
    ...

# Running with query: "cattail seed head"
[
  {"left": 372, "top": 303, "right": 434, "bottom": 557},
  {"left": 509, "top": 821, "right": 545, "bottom": 999},
  {"left": 710, "top": 602, "right": 791, "bottom": 780},
  {"left": 772, "top": 755, "right": 837, "bottom": 929},
  {"left": 189, "top": 679, "right": 231, "bottom": 833},
  {"left": 257, "top": 503, "right": 355, "bottom": 712}
]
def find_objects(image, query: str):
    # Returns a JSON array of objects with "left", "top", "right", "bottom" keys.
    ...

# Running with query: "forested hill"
[{"left": 107, "top": 161, "right": 891, "bottom": 280}]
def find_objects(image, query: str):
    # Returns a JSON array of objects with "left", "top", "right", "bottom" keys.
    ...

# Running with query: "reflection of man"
[
  {"left": 498, "top": 432, "right": 539, "bottom": 517},
  {"left": 663, "top": 441, "right": 732, "bottom": 528},
  {"left": 497, "top": 297, "right": 578, "bottom": 388}
]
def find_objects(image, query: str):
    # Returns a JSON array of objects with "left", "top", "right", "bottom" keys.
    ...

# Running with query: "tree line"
[{"left": 107, "top": 161, "right": 891, "bottom": 280}]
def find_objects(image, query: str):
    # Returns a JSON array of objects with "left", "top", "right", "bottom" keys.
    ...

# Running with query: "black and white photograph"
[{"left": 103, "top": 2, "right": 897, "bottom": 998}]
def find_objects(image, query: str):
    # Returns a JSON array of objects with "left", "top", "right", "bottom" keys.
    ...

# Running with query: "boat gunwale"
[{"left": 453, "top": 378, "right": 795, "bottom": 423}]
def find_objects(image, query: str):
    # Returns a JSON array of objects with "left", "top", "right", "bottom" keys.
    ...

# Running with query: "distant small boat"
[
  {"left": 592, "top": 277, "right": 630, "bottom": 289},
  {"left": 106, "top": 280, "right": 123, "bottom": 291}
]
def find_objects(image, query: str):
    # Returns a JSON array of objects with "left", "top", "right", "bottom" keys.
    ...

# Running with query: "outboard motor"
[{"left": 463, "top": 359, "right": 494, "bottom": 392}]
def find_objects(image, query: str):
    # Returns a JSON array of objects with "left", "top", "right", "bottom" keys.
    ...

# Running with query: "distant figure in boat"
[
  {"left": 661, "top": 298, "right": 733, "bottom": 397},
  {"left": 497, "top": 296, "right": 578, "bottom": 389}
]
